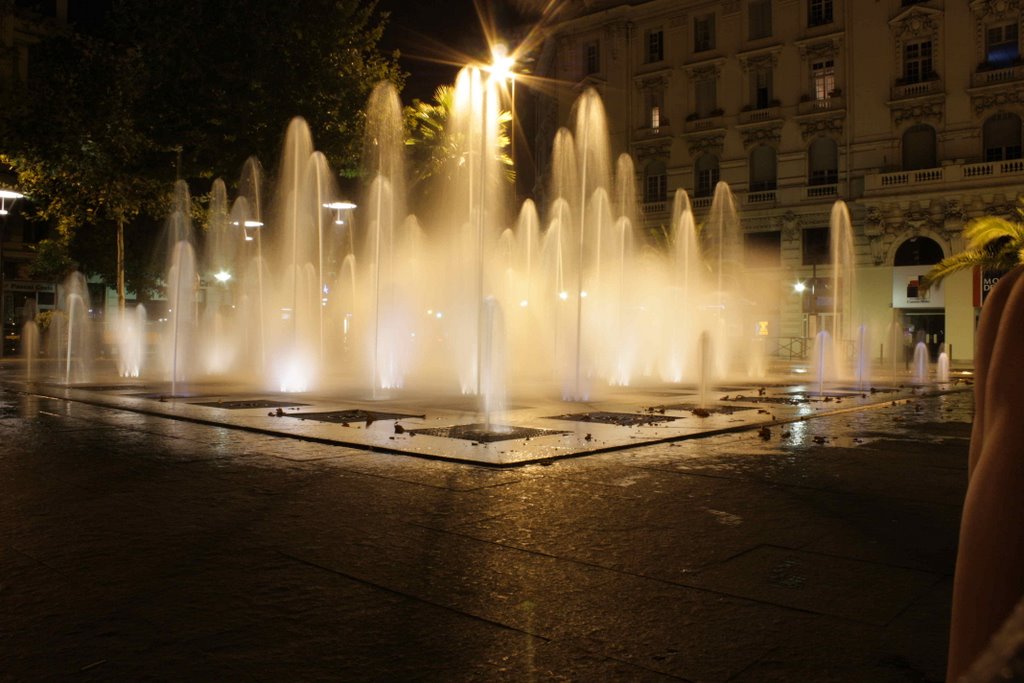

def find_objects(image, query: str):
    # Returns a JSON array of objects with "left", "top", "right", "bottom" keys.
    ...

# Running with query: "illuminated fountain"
[{"left": 53, "top": 67, "right": 888, "bottom": 411}]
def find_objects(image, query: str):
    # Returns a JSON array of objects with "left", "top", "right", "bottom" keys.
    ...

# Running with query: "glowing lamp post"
[{"left": 0, "top": 189, "right": 25, "bottom": 359}]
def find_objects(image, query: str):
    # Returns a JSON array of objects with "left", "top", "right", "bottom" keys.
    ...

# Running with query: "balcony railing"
[
  {"left": 747, "top": 190, "right": 777, "bottom": 204},
  {"left": 864, "top": 159, "right": 1024, "bottom": 193},
  {"left": 738, "top": 105, "right": 780, "bottom": 125},
  {"left": 642, "top": 201, "right": 668, "bottom": 214},
  {"left": 806, "top": 184, "right": 837, "bottom": 199},
  {"left": 683, "top": 114, "right": 724, "bottom": 133},
  {"left": 691, "top": 196, "right": 713, "bottom": 210},
  {"left": 797, "top": 95, "right": 845, "bottom": 115},
  {"left": 890, "top": 78, "right": 941, "bottom": 100},
  {"left": 971, "top": 64, "right": 1024, "bottom": 89}
]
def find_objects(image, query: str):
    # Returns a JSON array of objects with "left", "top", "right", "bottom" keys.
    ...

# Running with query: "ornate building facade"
[{"left": 534, "top": 0, "right": 1024, "bottom": 364}]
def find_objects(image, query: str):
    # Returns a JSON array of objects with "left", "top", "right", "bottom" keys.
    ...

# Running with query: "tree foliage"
[
  {"left": 404, "top": 84, "right": 514, "bottom": 208},
  {"left": 923, "top": 200, "right": 1024, "bottom": 289},
  {"left": 0, "top": 0, "right": 402, "bottom": 292}
]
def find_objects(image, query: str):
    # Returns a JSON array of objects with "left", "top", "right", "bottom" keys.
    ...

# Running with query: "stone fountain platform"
[{"left": 5, "top": 375, "right": 972, "bottom": 466}]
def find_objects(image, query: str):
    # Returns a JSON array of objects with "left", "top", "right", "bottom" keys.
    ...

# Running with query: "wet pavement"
[{"left": 0, "top": 377, "right": 971, "bottom": 681}]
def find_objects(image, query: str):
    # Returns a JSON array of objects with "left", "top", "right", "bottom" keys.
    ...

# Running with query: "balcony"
[
  {"left": 970, "top": 63, "right": 1024, "bottom": 89},
  {"left": 641, "top": 200, "right": 668, "bottom": 215},
  {"left": 683, "top": 112, "right": 724, "bottom": 133},
  {"left": 890, "top": 78, "right": 942, "bottom": 101},
  {"left": 747, "top": 190, "right": 777, "bottom": 204},
  {"left": 805, "top": 184, "right": 837, "bottom": 199},
  {"left": 690, "top": 196, "right": 713, "bottom": 210},
  {"left": 738, "top": 105, "right": 781, "bottom": 125},
  {"left": 797, "top": 95, "right": 845, "bottom": 116},
  {"left": 863, "top": 159, "right": 1024, "bottom": 195},
  {"left": 634, "top": 122, "right": 673, "bottom": 141}
]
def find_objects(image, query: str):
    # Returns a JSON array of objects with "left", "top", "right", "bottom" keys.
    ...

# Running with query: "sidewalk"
[{"left": 0, "top": 384, "right": 970, "bottom": 680}]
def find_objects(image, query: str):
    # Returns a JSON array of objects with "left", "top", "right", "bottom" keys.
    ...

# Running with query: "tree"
[
  {"left": 404, "top": 83, "right": 514, "bottom": 208},
  {"left": 0, "top": 31, "right": 170, "bottom": 308},
  {"left": 922, "top": 199, "right": 1024, "bottom": 289},
  {"left": 0, "top": 0, "right": 402, "bottom": 300},
  {"left": 105, "top": 0, "right": 403, "bottom": 183}
]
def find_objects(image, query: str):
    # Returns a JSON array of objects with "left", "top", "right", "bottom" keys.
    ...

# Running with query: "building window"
[
  {"left": 694, "top": 154, "right": 720, "bottom": 197},
  {"left": 695, "top": 78, "right": 717, "bottom": 118},
  {"left": 583, "top": 41, "right": 600, "bottom": 75},
  {"left": 752, "top": 67, "right": 773, "bottom": 109},
  {"left": 749, "top": 0, "right": 772, "bottom": 41},
  {"left": 646, "top": 29, "right": 664, "bottom": 63},
  {"left": 644, "top": 88, "right": 665, "bottom": 129},
  {"left": 802, "top": 227, "right": 831, "bottom": 265},
  {"left": 749, "top": 145, "right": 777, "bottom": 191},
  {"left": 808, "top": 137, "right": 838, "bottom": 185},
  {"left": 983, "top": 113, "right": 1023, "bottom": 161},
  {"left": 808, "top": 0, "right": 833, "bottom": 27},
  {"left": 987, "top": 23, "right": 1020, "bottom": 68},
  {"left": 902, "top": 124, "right": 937, "bottom": 170},
  {"left": 903, "top": 39, "right": 933, "bottom": 84},
  {"left": 694, "top": 14, "right": 715, "bottom": 53},
  {"left": 744, "top": 231, "right": 782, "bottom": 268},
  {"left": 812, "top": 59, "right": 835, "bottom": 100},
  {"left": 644, "top": 161, "right": 668, "bottom": 202}
]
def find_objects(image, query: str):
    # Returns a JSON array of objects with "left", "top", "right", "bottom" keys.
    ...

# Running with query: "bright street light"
[
  {"left": 323, "top": 201, "right": 357, "bottom": 225},
  {"left": 214, "top": 270, "right": 232, "bottom": 283},
  {"left": 488, "top": 44, "right": 516, "bottom": 82},
  {"left": 0, "top": 189, "right": 25, "bottom": 216}
]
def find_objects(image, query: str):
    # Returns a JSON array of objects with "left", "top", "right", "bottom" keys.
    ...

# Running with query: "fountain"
[
  {"left": 912, "top": 341, "right": 930, "bottom": 384},
  {"left": 33, "top": 68, "right": 902, "bottom": 423},
  {"left": 937, "top": 350, "right": 950, "bottom": 383}
]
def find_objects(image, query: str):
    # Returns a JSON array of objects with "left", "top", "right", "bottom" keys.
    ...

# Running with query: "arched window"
[
  {"left": 894, "top": 236, "right": 944, "bottom": 266},
  {"left": 983, "top": 113, "right": 1022, "bottom": 161},
  {"left": 749, "top": 145, "right": 777, "bottom": 191},
  {"left": 694, "top": 154, "right": 720, "bottom": 197},
  {"left": 902, "top": 124, "right": 937, "bottom": 170},
  {"left": 643, "top": 159, "right": 667, "bottom": 203},
  {"left": 808, "top": 137, "right": 838, "bottom": 185}
]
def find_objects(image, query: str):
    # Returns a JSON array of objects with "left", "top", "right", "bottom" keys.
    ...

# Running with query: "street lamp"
[
  {"left": 322, "top": 201, "right": 357, "bottom": 225},
  {"left": 0, "top": 189, "right": 25, "bottom": 358}
]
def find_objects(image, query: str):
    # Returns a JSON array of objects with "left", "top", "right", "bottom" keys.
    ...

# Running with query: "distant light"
[
  {"left": 488, "top": 43, "right": 516, "bottom": 81},
  {"left": 0, "top": 190, "right": 25, "bottom": 199},
  {"left": 244, "top": 220, "right": 264, "bottom": 228},
  {"left": 519, "top": 299, "right": 529, "bottom": 307},
  {"left": 335, "top": 219, "right": 345, "bottom": 225},
  {"left": 323, "top": 201, "right": 357, "bottom": 210},
  {"left": 435, "top": 311, "right": 443, "bottom": 319},
  {"left": 793, "top": 281, "right": 807, "bottom": 293},
  {"left": 244, "top": 234, "right": 254, "bottom": 242},
  {"left": 794, "top": 368, "right": 808, "bottom": 374},
  {"left": 558, "top": 291, "right": 569, "bottom": 300},
  {"left": 214, "top": 270, "right": 232, "bottom": 283},
  {"left": 580, "top": 290, "right": 588, "bottom": 298}
]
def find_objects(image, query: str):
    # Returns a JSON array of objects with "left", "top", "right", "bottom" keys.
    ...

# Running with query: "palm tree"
[
  {"left": 403, "top": 84, "right": 514, "bottom": 203},
  {"left": 922, "top": 198, "right": 1024, "bottom": 289}
]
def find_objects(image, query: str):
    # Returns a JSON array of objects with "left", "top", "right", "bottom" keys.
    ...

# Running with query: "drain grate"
[
  {"left": 409, "top": 423, "right": 566, "bottom": 443},
  {"left": 191, "top": 399, "right": 310, "bottom": 410},
  {"left": 285, "top": 409, "right": 423, "bottom": 425},
  {"left": 659, "top": 402, "right": 761, "bottom": 413},
  {"left": 546, "top": 411, "right": 682, "bottom": 427}
]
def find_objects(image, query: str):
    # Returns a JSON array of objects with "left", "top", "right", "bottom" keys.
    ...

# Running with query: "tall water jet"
[
  {"left": 480, "top": 296, "right": 507, "bottom": 431},
  {"left": 363, "top": 81, "right": 407, "bottom": 395},
  {"left": 22, "top": 320, "right": 39, "bottom": 381},
  {"left": 829, "top": 201, "right": 857, "bottom": 378},
  {"left": 937, "top": 350, "right": 950, "bottom": 383},
  {"left": 912, "top": 341, "right": 929, "bottom": 384},
  {"left": 697, "top": 330, "right": 711, "bottom": 409},
  {"left": 812, "top": 330, "right": 834, "bottom": 395},
  {"left": 115, "top": 304, "right": 147, "bottom": 378},
  {"left": 854, "top": 323, "right": 870, "bottom": 390},
  {"left": 60, "top": 271, "right": 93, "bottom": 385}
]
